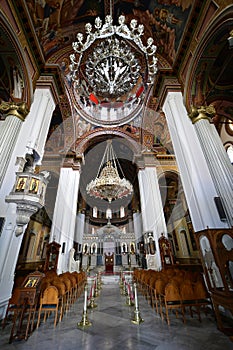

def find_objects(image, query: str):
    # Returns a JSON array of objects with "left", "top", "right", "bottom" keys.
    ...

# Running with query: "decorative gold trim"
[
  {"left": 189, "top": 105, "right": 216, "bottom": 124},
  {"left": 0, "top": 101, "right": 29, "bottom": 121}
]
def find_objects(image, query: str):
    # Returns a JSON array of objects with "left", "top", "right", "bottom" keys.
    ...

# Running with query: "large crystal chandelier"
[
  {"left": 86, "top": 140, "right": 133, "bottom": 203},
  {"left": 69, "top": 13, "right": 158, "bottom": 118}
]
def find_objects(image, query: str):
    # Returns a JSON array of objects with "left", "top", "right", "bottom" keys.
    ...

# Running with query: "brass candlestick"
[
  {"left": 77, "top": 285, "right": 92, "bottom": 328},
  {"left": 126, "top": 283, "right": 134, "bottom": 306},
  {"left": 88, "top": 284, "right": 97, "bottom": 309},
  {"left": 131, "top": 283, "right": 144, "bottom": 325},
  {"left": 88, "top": 296, "right": 97, "bottom": 309}
]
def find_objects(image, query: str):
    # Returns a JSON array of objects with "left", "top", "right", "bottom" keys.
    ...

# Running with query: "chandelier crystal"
[
  {"left": 70, "top": 14, "right": 158, "bottom": 96},
  {"left": 86, "top": 140, "right": 133, "bottom": 203},
  {"left": 85, "top": 37, "right": 140, "bottom": 98}
]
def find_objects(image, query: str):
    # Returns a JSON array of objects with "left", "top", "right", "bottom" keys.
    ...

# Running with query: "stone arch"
[
  {"left": 75, "top": 128, "right": 142, "bottom": 157},
  {"left": 77, "top": 129, "right": 141, "bottom": 214},
  {"left": 158, "top": 170, "right": 189, "bottom": 227},
  {"left": 0, "top": 13, "right": 33, "bottom": 105},
  {"left": 183, "top": 5, "right": 233, "bottom": 110}
]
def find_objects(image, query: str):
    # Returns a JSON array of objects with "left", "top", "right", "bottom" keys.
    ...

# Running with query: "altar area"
[{"left": 80, "top": 221, "right": 138, "bottom": 272}]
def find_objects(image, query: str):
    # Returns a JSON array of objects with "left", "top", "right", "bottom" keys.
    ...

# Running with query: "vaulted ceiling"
[{"left": 0, "top": 1, "right": 229, "bottom": 126}]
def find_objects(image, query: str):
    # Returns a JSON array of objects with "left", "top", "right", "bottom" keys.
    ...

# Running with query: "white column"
[
  {"left": 189, "top": 106, "right": 233, "bottom": 227},
  {"left": 162, "top": 91, "right": 227, "bottom": 231},
  {"left": 26, "top": 88, "right": 56, "bottom": 161},
  {"left": 0, "top": 102, "right": 29, "bottom": 188},
  {"left": 138, "top": 166, "right": 166, "bottom": 269},
  {"left": 75, "top": 212, "right": 85, "bottom": 244},
  {"left": 0, "top": 204, "right": 24, "bottom": 319},
  {"left": 0, "top": 87, "right": 56, "bottom": 318},
  {"left": 133, "top": 212, "right": 142, "bottom": 242},
  {"left": 50, "top": 163, "right": 81, "bottom": 274}
]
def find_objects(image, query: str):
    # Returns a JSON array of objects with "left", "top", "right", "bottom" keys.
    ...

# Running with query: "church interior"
[{"left": 0, "top": 0, "right": 233, "bottom": 348}]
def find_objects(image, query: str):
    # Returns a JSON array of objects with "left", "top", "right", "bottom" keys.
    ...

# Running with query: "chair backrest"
[
  {"left": 51, "top": 280, "right": 66, "bottom": 296},
  {"left": 60, "top": 277, "right": 72, "bottom": 291},
  {"left": 165, "top": 282, "right": 181, "bottom": 302},
  {"left": 41, "top": 286, "right": 59, "bottom": 305},
  {"left": 155, "top": 278, "right": 167, "bottom": 296},
  {"left": 193, "top": 280, "right": 209, "bottom": 299},
  {"left": 180, "top": 282, "right": 195, "bottom": 301},
  {"left": 40, "top": 280, "right": 51, "bottom": 294}
]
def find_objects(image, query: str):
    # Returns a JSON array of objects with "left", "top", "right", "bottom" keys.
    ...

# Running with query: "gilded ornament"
[
  {"left": 189, "top": 105, "right": 216, "bottom": 124},
  {"left": 0, "top": 101, "right": 29, "bottom": 121}
]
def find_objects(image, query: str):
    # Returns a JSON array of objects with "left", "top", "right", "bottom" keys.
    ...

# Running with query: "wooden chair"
[
  {"left": 162, "top": 282, "right": 184, "bottom": 325},
  {"left": 180, "top": 281, "right": 199, "bottom": 321},
  {"left": 36, "top": 286, "right": 59, "bottom": 328},
  {"left": 59, "top": 276, "right": 72, "bottom": 313},
  {"left": 148, "top": 276, "right": 157, "bottom": 307},
  {"left": 50, "top": 279, "right": 66, "bottom": 321},
  {"left": 193, "top": 280, "right": 212, "bottom": 319},
  {"left": 1, "top": 287, "right": 21, "bottom": 329},
  {"left": 153, "top": 278, "right": 167, "bottom": 316}
]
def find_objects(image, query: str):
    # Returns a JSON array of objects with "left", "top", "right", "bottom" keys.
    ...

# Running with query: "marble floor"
[{"left": 0, "top": 274, "right": 232, "bottom": 350}]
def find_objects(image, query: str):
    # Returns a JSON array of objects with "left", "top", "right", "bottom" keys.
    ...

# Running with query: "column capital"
[
  {"left": 189, "top": 105, "right": 216, "bottom": 124},
  {"left": 0, "top": 101, "right": 29, "bottom": 121}
]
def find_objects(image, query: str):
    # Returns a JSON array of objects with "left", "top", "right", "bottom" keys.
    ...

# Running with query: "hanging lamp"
[{"left": 86, "top": 140, "right": 133, "bottom": 203}]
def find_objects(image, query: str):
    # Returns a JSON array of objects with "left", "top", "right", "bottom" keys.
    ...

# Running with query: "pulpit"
[{"left": 105, "top": 253, "right": 114, "bottom": 273}]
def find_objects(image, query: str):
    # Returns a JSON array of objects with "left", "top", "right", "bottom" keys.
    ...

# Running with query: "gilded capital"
[
  {"left": 0, "top": 101, "right": 29, "bottom": 121},
  {"left": 189, "top": 105, "right": 216, "bottom": 124}
]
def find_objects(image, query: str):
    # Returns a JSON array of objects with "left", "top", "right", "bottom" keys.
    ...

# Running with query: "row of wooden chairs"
[
  {"left": 2, "top": 270, "right": 86, "bottom": 333},
  {"left": 36, "top": 270, "right": 86, "bottom": 328},
  {"left": 133, "top": 268, "right": 212, "bottom": 325}
]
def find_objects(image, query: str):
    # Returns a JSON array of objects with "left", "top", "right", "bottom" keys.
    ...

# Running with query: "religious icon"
[
  {"left": 29, "top": 178, "right": 39, "bottom": 194},
  {"left": 24, "top": 276, "right": 38, "bottom": 288},
  {"left": 122, "top": 242, "right": 127, "bottom": 253},
  {"left": 130, "top": 242, "right": 135, "bottom": 254},
  {"left": 16, "top": 177, "right": 26, "bottom": 192}
]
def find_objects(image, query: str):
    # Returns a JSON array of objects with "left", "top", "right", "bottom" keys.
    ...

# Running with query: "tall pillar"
[
  {"left": 0, "top": 86, "right": 56, "bottom": 319},
  {"left": 0, "top": 101, "right": 29, "bottom": 187},
  {"left": 75, "top": 212, "right": 85, "bottom": 244},
  {"left": 133, "top": 211, "right": 142, "bottom": 242},
  {"left": 162, "top": 91, "right": 227, "bottom": 231},
  {"left": 50, "top": 160, "right": 81, "bottom": 274},
  {"left": 138, "top": 154, "right": 167, "bottom": 270},
  {"left": 189, "top": 105, "right": 233, "bottom": 227},
  {"left": 25, "top": 88, "right": 56, "bottom": 161}
]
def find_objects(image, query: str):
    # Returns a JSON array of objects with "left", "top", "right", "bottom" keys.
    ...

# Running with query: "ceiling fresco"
[
  {"left": 26, "top": 0, "right": 194, "bottom": 67},
  {"left": 2, "top": 1, "right": 232, "bottom": 157},
  {"left": 24, "top": 0, "right": 195, "bottom": 154}
]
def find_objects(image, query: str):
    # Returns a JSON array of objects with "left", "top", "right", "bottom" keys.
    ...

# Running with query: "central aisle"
[{"left": 0, "top": 274, "right": 232, "bottom": 349}]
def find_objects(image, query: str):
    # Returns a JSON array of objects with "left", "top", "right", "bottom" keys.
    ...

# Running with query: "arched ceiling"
[
  {"left": 12, "top": 0, "right": 203, "bottom": 99},
  {"left": 26, "top": 0, "right": 195, "bottom": 68}
]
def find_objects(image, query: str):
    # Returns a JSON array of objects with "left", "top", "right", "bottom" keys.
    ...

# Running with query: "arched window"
[
  {"left": 226, "top": 145, "right": 233, "bottom": 164},
  {"left": 106, "top": 208, "right": 112, "bottom": 219},
  {"left": 120, "top": 206, "right": 125, "bottom": 218},
  {"left": 93, "top": 206, "right": 98, "bottom": 218}
]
